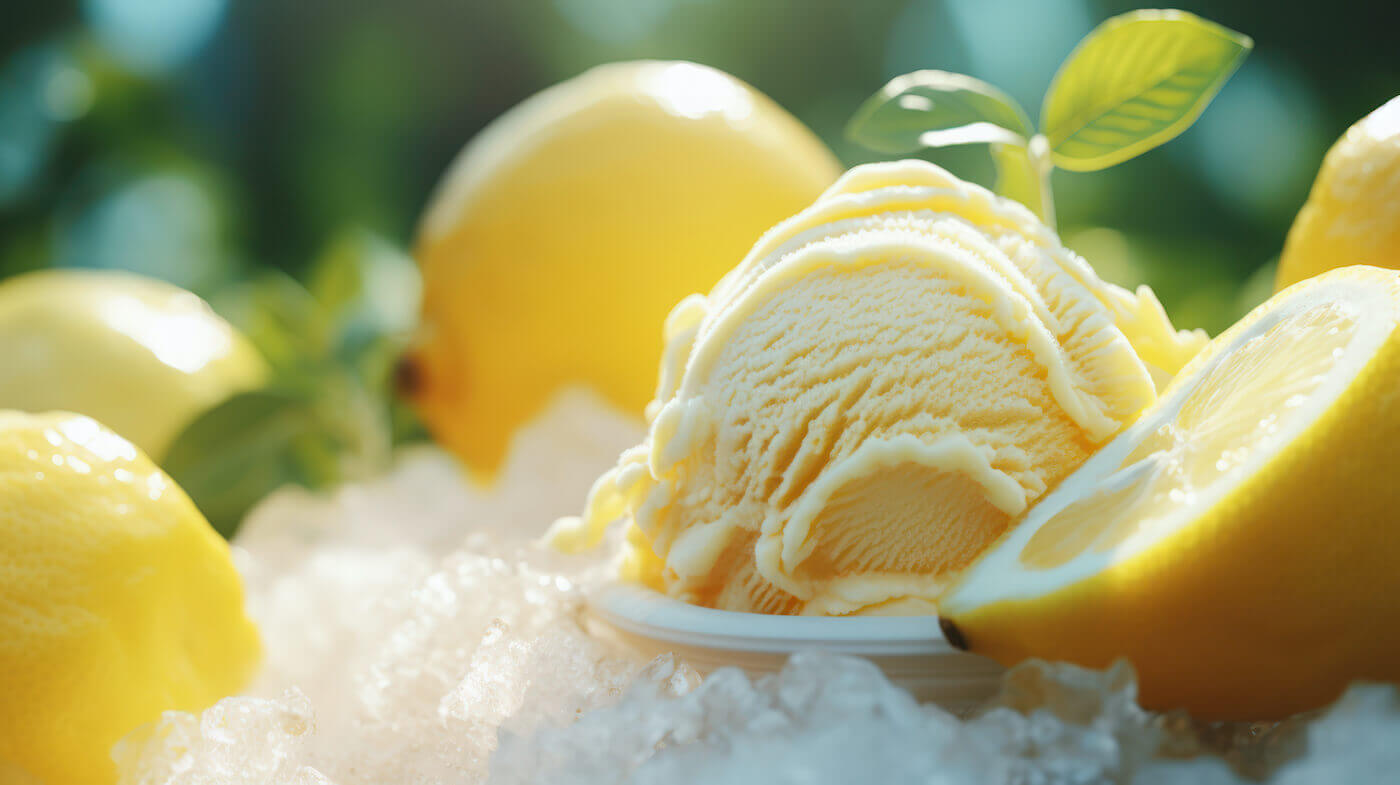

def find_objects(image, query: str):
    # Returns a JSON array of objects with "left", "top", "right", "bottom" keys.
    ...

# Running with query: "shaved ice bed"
[{"left": 115, "top": 392, "right": 1400, "bottom": 784}]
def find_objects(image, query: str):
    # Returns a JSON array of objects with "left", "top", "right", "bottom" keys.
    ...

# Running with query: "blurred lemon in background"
[
  {"left": 1276, "top": 95, "right": 1400, "bottom": 289},
  {"left": 400, "top": 60, "right": 842, "bottom": 478},
  {"left": 0, "top": 411, "right": 261, "bottom": 785},
  {"left": 0, "top": 270, "right": 267, "bottom": 461}
]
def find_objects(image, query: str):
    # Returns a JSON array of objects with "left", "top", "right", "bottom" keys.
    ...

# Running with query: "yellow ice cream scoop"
[
  {"left": 554, "top": 160, "right": 1199, "bottom": 616},
  {"left": 712, "top": 160, "right": 1208, "bottom": 383},
  {"left": 0, "top": 411, "right": 261, "bottom": 785},
  {"left": 0, "top": 269, "right": 267, "bottom": 461},
  {"left": 400, "top": 60, "right": 842, "bottom": 479},
  {"left": 1276, "top": 95, "right": 1400, "bottom": 290},
  {"left": 940, "top": 266, "right": 1400, "bottom": 720}
]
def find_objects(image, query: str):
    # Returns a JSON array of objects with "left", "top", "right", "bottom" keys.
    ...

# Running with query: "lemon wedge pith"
[{"left": 939, "top": 265, "right": 1400, "bottom": 721}]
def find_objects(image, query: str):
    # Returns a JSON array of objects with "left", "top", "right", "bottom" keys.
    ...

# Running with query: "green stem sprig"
[{"left": 846, "top": 8, "right": 1252, "bottom": 228}]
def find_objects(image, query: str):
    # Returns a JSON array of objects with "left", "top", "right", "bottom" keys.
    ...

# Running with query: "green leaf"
[
  {"left": 212, "top": 272, "right": 334, "bottom": 377},
  {"left": 162, "top": 380, "right": 393, "bottom": 538},
  {"left": 162, "top": 390, "right": 324, "bottom": 538},
  {"left": 847, "top": 70, "right": 1033, "bottom": 154},
  {"left": 307, "top": 228, "right": 421, "bottom": 334},
  {"left": 1041, "top": 9, "right": 1251, "bottom": 171},
  {"left": 307, "top": 228, "right": 422, "bottom": 376}
]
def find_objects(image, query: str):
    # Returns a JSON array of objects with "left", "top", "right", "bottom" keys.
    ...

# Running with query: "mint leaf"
[
  {"left": 164, "top": 377, "right": 393, "bottom": 538},
  {"left": 162, "top": 390, "right": 324, "bottom": 538},
  {"left": 1041, "top": 9, "right": 1251, "bottom": 171},
  {"left": 307, "top": 228, "right": 421, "bottom": 339},
  {"left": 213, "top": 272, "right": 333, "bottom": 379},
  {"left": 847, "top": 70, "right": 1033, "bottom": 154}
]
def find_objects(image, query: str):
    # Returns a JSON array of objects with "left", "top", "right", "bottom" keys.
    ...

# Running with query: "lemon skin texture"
[
  {"left": 0, "top": 411, "right": 261, "bottom": 785},
  {"left": 1276, "top": 95, "right": 1400, "bottom": 289},
  {"left": 0, "top": 269, "right": 267, "bottom": 461},
  {"left": 402, "top": 60, "right": 842, "bottom": 478}
]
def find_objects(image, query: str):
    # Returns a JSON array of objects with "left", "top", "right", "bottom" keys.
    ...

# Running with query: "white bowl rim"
[{"left": 588, "top": 582, "right": 975, "bottom": 658}]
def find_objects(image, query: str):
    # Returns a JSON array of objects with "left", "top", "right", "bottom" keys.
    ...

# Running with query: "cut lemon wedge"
[{"left": 938, "top": 265, "right": 1400, "bottom": 720}]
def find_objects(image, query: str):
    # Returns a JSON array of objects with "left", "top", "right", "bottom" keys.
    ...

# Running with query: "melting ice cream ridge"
[
  {"left": 556, "top": 160, "right": 1205, "bottom": 616},
  {"left": 718, "top": 160, "right": 1206, "bottom": 378}
]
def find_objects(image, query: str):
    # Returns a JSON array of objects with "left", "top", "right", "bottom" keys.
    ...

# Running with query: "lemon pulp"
[
  {"left": 1022, "top": 301, "right": 1357, "bottom": 569},
  {"left": 939, "top": 266, "right": 1400, "bottom": 719}
]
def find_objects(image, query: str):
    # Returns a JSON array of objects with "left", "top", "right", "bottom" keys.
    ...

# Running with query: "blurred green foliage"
[
  {"left": 163, "top": 230, "right": 421, "bottom": 535},
  {"left": 4, "top": 0, "right": 1397, "bottom": 317},
  {"left": 1, "top": 0, "right": 1397, "bottom": 530}
]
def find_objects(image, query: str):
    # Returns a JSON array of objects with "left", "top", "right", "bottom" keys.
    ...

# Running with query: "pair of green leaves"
[
  {"left": 847, "top": 9, "right": 1252, "bottom": 225},
  {"left": 162, "top": 229, "right": 422, "bottom": 538}
]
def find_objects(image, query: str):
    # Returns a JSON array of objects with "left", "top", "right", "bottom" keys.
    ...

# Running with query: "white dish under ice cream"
[{"left": 586, "top": 582, "right": 1004, "bottom": 714}]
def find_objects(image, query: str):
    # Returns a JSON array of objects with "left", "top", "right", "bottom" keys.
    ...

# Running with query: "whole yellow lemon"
[
  {"left": 0, "top": 269, "right": 267, "bottom": 460},
  {"left": 1276, "top": 95, "right": 1400, "bottom": 290},
  {"left": 400, "top": 60, "right": 842, "bottom": 478},
  {"left": 0, "top": 410, "right": 261, "bottom": 784}
]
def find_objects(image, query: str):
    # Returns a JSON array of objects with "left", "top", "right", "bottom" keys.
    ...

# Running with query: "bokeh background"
[
  {"left": 1, "top": 0, "right": 1397, "bottom": 527},
  {"left": 4, "top": 0, "right": 1398, "bottom": 328}
]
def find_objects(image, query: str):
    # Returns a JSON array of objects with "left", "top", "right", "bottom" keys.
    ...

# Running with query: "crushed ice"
[{"left": 115, "top": 391, "right": 1400, "bottom": 784}]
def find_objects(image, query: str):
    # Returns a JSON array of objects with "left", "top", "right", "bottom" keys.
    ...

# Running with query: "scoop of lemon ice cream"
[
  {"left": 710, "top": 160, "right": 1206, "bottom": 385},
  {"left": 555, "top": 161, "right": 1202, "bottom": 615}
]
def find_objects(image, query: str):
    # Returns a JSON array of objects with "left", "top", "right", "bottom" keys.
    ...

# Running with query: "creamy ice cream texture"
[{"left": 553, "top": 160, "right": 1206, "bottom": 615}]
